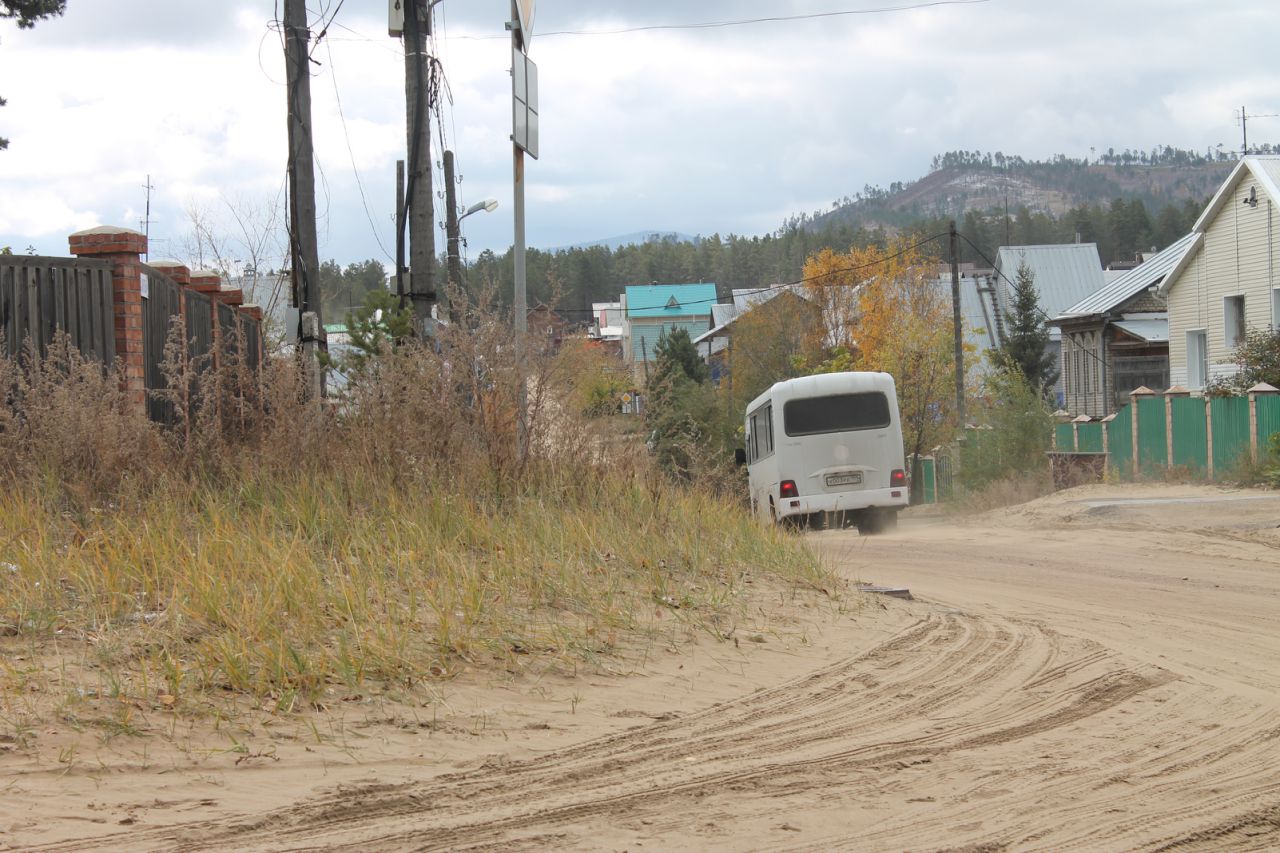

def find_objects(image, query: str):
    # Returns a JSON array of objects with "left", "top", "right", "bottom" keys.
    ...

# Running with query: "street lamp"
[
  {"left": 461, "top": 199, "right": 499, "bottom": 221},
  {"left": 446, "top": 196, "right": 498, "bottom": 324}
]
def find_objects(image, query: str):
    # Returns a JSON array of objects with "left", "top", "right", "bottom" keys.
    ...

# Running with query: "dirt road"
[{"left": 11, "top": 484, "right": 1280, "bottom": 851}]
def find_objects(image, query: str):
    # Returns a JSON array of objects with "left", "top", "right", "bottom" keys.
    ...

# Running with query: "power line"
[
  {"left": 323, "top": 38, "right": 395, "bottom": 264},
  {"left": 448, "top": 0, "right": 990, "bottom": 40}
]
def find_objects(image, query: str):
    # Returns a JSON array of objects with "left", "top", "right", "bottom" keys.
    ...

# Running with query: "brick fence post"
[{"left": 68, "top": 226, "right": 147, "bottom": 413}]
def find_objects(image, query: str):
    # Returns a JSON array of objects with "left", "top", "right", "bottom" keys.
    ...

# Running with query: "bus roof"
[{"left": 746, "top": 371, "right": 896, "bottom": 413}]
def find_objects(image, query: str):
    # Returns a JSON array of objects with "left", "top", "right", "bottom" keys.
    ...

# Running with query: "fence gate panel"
[
  {"left": 1210, "top": 396, "right": 1250, "bottom": 477},
  {"left": 1171, "top": 397, "right": 1208, "bottom": 473},
  {"left": 935, "top": 451, "right": 954, "bottom": 501}
]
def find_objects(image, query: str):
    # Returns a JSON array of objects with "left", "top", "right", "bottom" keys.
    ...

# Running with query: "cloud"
[{"left": 2, "top": 0, "right": 1279, "bottom": 264}]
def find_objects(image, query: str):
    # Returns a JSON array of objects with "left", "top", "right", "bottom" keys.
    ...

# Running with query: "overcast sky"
[{"left": 1, "top": 0, "right": 1277, "bottom": 270}]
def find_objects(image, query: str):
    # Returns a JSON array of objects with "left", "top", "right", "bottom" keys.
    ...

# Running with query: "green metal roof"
[{"left": 624, "top": 283, "right": 717, "bottom": 318}]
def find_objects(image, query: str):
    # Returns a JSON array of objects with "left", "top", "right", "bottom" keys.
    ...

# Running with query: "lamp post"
[{"left": 443, "top": 149, "right": 498, "bottom": 325}]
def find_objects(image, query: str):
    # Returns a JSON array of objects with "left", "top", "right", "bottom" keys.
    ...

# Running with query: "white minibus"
[{"left": 736, "top": 372, "right": 908, "bottom": 533}]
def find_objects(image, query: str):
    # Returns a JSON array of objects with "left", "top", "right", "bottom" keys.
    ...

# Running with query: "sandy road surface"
[{"left": 12, "top": 484, "right": 1280, "bottom": 851}]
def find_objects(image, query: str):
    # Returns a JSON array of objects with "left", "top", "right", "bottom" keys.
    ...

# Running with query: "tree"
[
  {"left": 1, "top": 1, "right": 66, "bottom": 151},
  {"left": 724, "top": 291, "right": 822, "bottom": 407},
  {"left": 1206, "top": 327, "right": 1280, "bottom": 396},
  {"left": 649, "top": 327, "right": 707, "bottom": 392},
  {"left": 801, "top": 240, "right": 962, "bottom": 501},
  {"left": 998, "top": 260, "right": 1058, "bottom": 396}
]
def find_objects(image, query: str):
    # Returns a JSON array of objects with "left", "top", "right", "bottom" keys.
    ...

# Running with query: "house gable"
[{"left": 1162, "top": 156, "right": 1280, "bottom": 389}]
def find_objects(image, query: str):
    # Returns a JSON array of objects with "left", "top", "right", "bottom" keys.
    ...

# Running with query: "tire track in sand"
[{"left": 33, "top": 607, "right": 1192, "bottom": 852}]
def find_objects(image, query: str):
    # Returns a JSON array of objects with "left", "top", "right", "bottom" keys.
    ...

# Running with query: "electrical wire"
[
  {"left": 323, "top": 38, "right": 396, "bottom": 264},
  {"left": 448, "top": 0, "right": 990, "bottom": 40},
  {"left": 958, "top": 232, "right": 1113, "bottom": 375}
]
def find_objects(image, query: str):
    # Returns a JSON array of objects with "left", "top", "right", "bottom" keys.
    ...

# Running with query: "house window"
[
  {"left": 1272, "top": 287, "right": 1280, "bottom": 331},
  {"left": 1187, "top": 330, "right": 1208, "bottom": 389},
  {"left": 1224, "top": 295, "right": 1246, "bottom": 347}
]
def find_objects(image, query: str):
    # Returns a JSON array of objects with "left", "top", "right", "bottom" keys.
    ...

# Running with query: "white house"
[{"left": 1159, "top": 156, "right": 1280, "bottom": 390}]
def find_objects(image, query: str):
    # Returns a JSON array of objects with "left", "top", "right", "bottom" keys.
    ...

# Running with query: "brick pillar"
[{"left": 68, "top": 226, "right": 147, "bottom": 412}]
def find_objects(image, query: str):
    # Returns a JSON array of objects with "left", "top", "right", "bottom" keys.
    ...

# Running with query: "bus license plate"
[{"left": 825, "top": 472, "right": 862, "bottom": 487}]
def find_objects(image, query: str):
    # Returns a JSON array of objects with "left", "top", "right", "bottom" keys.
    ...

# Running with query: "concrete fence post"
[{"left": 68, "top": 226, "right": 147, "bottom": 414}]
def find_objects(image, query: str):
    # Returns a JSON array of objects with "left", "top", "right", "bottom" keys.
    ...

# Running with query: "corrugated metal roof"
[
  {"left": 624, "top": 283, "right": 718, "bottom": 318},
  {"left": 693, "top": 284, "right": 806, "bottom": 344},
  {"left": 1112, "top": 318, "right": 1168, "bottom": 343},
  {"left": 994, "top": 244, "right": 1107, "bottom": 326},
  {"left": 1056, "top": 233, "right": 1195, "bottom": 318}
]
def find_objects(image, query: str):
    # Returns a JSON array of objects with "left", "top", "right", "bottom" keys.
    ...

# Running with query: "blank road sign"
[{"left": 512, "top": 48, "right": 539, "bottom": 159}]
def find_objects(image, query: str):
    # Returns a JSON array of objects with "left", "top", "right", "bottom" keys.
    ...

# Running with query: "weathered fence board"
[
  {"left": 142, "top": 267, "right": 185, "bottom": 424},
  {"left": 0, "top": 257, "right": 115, "bottom": 365}
]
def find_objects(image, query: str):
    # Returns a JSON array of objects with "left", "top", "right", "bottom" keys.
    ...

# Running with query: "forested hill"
[
  {"left": 803, "top": 147, "right": 1242, "bottom": 234},
  {"left": 459, "top": 145, "right": 1266, "bottom": 323}
]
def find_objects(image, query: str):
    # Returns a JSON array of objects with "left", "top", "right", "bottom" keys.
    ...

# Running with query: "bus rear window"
[{"left": 783, "top": 392, "right": 891, "bottom": 436}]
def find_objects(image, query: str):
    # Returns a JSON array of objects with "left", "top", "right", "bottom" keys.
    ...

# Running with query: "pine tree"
[
  {"left": 649, "top": 327, "right": 708, "bottom": 391},
  {"left": 999, "top": 260, "right": 1058, "bottom": 396}
]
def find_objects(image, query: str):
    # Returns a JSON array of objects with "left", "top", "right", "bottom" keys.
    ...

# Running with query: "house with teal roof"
[{"left": 621, "top": 283, "right": 717, "bottom": 377}]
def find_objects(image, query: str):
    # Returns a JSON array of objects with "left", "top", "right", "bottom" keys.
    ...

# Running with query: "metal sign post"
[{"left": 510, "top": 0, "right": 537, "bottom": 456}]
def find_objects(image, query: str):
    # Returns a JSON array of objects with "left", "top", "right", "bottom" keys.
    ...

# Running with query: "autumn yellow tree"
[
  {"left": 802, "top": 240, "right": 963, "bottom": 498},
  {"left": 724, "top": 289, "right": 823, "bottom": 408}
]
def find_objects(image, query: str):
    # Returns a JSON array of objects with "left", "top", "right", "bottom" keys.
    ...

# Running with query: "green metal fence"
[
  {"left": 1055, "top": 422, "right": 1075, "bottom": 451},
  {"left": 1137, "top": 397, "right": 1167, "bottom": 476},
  {"left": 1171, "top": 397, "right": 1208, "bottom": 473},
  {"left": 1210, "top": 396, "right": 1250, "bottom": 476},
  {"left": 1107, "top": 405, "right": 1133, "bottom": 480},
  {"left": 1257, "top": 395, "right": 1280, "bottom": 455},
  {"left": 1077, "top": 422, "right": 1104, "bottom": 453}
]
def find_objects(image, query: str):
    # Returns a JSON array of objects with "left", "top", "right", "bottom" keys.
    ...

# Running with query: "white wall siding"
[{"left": 1167, "top": 176, "right": 1278, "bottom": 384}]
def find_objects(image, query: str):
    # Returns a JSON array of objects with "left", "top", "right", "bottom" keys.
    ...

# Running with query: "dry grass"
[
  {"left": 944, "top": 469, "right": 1056, "bottom": 516},
  {"left": 0, "top": 324, "right": 827, "bottom": 719}
]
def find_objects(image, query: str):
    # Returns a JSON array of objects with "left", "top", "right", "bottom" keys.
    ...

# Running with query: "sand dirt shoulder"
[{"left": 7, "top": 483, "right": 1280, "bottom": 851}]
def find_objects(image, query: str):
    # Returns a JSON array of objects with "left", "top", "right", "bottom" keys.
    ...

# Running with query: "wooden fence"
[
  {"left": 0, "top": 256, "right": 115, "bottom": 364},
  {"left": 0, "top": 255, "right": 264, "bottom": 424}
]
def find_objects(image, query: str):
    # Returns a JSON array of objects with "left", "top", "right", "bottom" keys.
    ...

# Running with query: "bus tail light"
[
  {"left": 779, "top": 480, "right": 799, "bottom": 498},
  {"left": 890, "top": 469, "right": 906, "bottom": 487}
]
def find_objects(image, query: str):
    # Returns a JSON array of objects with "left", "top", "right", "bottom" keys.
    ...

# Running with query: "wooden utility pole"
[
  {"left": 403, "top": 0, "right": 435, "bottom": 335},
  {"left": 395, "top": 159, "right": 406, "bottom": 308},
  {"left": 443, "top": 149, "right": 463, "bottom": 325},
  {"left": 949, "top": 220, "right": 965, "bottom": 429},
  {"left": 283, "top": 0, "right": 324, "bottom": 394}
]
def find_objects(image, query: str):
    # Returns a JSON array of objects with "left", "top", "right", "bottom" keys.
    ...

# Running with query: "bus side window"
[{"left": 764, "top": 405, "right": 773, "bottom": 455}]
